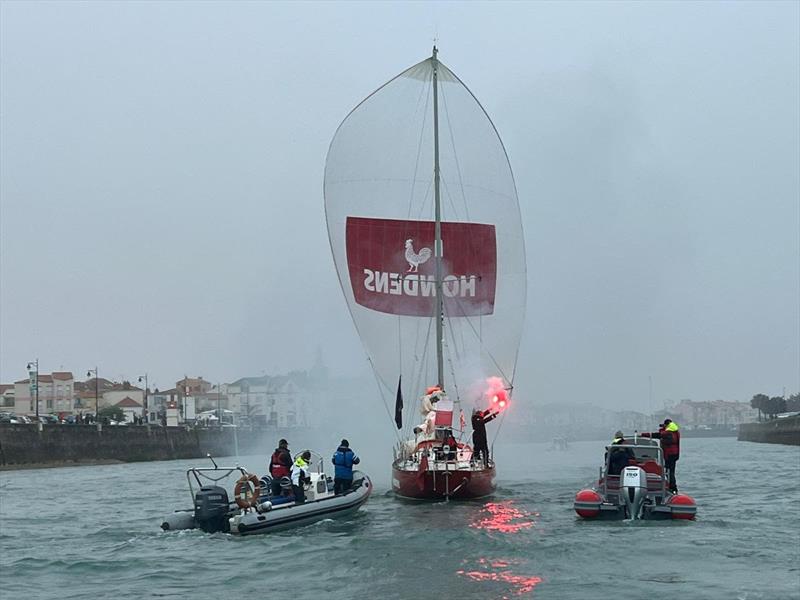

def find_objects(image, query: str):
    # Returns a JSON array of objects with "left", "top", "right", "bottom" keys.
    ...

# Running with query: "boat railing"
[
  {"left": 600, "top": 442, "right": 668, "bottom": 499},
  {"left": 185, "top": 463, "right": 250, "bottom": 506}
]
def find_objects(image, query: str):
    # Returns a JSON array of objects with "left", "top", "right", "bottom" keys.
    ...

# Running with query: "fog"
[{"left": 1, "top": 1, "right": 798, "bottom": 412}]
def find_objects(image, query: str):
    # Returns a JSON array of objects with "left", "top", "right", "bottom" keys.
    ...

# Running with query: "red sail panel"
[{"left": 346, "top": 216, "right": 496, "bottom": 317}]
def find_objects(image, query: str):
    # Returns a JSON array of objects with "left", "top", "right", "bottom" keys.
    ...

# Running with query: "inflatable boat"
[
  {"left": 161, "top": 453, "right": 372, "bottom": 535},
  {"left": 573, "top": 436, "right": 696, "bottom": 520}
]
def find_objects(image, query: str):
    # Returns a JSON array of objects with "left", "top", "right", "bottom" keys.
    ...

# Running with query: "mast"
[{"left": 432, "top": 46, "right": 445, "bottom": 391}]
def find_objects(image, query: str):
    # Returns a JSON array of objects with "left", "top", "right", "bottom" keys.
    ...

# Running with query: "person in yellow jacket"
[{"left": 290, "top": 450, "right": 312, "bottom": 504}]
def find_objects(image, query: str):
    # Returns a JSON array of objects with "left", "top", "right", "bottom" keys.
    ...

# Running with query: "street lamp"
[
  {"left": 217, "top": 383, "right": 222, "bottom": 427},
  {"left": 26, "top": 359, "right": 39, "bottom": 420},
  {"left": 87, "top": 367, "right": 98, "bottom": 421},
  {"left": 137, "top": 374, "right": 148, "bottom": 424}
]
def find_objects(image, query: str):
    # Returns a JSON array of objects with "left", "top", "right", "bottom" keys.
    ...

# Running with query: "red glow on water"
[
  {"left": 471, "top": 501, "right": 536, "bottom": 534},
  {"left": 457, "top": 558, "right": 543, "bottom": 597}
]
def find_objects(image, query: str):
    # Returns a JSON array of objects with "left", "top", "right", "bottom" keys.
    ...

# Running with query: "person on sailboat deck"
[
  {"left": 269, "top": 438, "right": 292, "bottom": 497},
  {"left": 414, "top": 388, "right": 442, "bottom": 441},
  {"left": 332, "top": 439, "right": 360, "bottom": 494},
  {"left": 291, "top": 450, "right": 312, "bottom": 504},
  {"left": 443, "top": 429, "right": 458, "bottom": 460},
  {"left": 472, "top": 408, "right": 498, "bottom": 467}
]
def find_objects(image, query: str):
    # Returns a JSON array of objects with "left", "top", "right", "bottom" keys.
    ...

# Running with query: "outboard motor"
[
  {"left": 194, "top": 485, "right": 230, "bottom": 533},
  {"left": 621, "top": 466, "right": 647, "bottom": 519}
]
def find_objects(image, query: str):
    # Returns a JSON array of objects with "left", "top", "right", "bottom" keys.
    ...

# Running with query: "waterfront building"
[
  {"left": 14, "top": 371, "right": 75, "bottom": 416},
  {"left": 0, "top": 385, "right": 14, "bottom": 410},
  {"left": 655, "top": 399, "right": 758, "bottom": 428},
  {"left": 115, "top": 397, "right": 144, "bottom": 422},
  {"left": 102, "top": 383, "right": 144, "bottom": 409},
  {"left": 226, "top": 372, "right": 320, "bottom": 428}
]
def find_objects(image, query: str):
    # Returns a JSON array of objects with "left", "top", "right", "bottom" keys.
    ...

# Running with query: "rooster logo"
[{"left": 405, "top": 239, "right": 432, "bottom": 273}]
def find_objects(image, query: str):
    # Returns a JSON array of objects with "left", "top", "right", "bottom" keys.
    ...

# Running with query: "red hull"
[{"left": 392, "top": 461, "right": 496, "bottom": 500}]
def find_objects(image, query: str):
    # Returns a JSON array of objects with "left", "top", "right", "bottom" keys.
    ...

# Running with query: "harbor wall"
[
  {"left": 738, "top": 416, "right": 800, "bottom": 446},
  {"left": 0, "top": 424, "right": 273, "bottom": 468}
]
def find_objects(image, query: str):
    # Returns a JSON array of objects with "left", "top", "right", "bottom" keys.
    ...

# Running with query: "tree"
[
  {"left": 766, "top": 396, "right": 787, "bottom": 419},
  {"left": 98, "top": 406, "right": 124, "bottom": 422},
  {"left": 750, "top": 394, "right": 769, "bottom": 421},
  {"left": 786, "top": 393, "right": 800, "bottom": 412}
]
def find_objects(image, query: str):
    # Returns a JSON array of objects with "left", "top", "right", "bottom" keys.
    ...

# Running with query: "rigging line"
[
  {"left": 330, "top": 177, "right": 436, "bottom": 185},
  {"left": 439, "top": 81, "right": 470, "bottom": 221},
  {"left": 398, "top": 317, "right": 402, "bottom": 379},
  {"left": 440, "top": 178, "right": 463, "bottom": 222},
  {"left": 328, "top": 177, "right": 517, "bottom": 205},
  {"left": 450, "top": 294, "right": 512, "bottom": 386},
  {"left": 407, "top": 315, "right": 434, "bottom": 439},
  {"left": 407, "top": 77, "right": 432, "bottom": 219},
  {"left": 491, "top": 402, "right": 509, "bottom": 446},
  {"left": 404, "top": 317, "right": 423, "bottom": 439},
  {"left": 451, "top": 290, "right": 469, "bottom": 353},
  {"left": 367, "top": 356, "right": 403, "bottom": 444},
  {"left": 415, "top": 177, "right": 435, "bottom": 220},
  {"left": 448, "top": 291, "right": 472, "bottom": 358},
  {"left": 443, "top": 312, "right": 462, "bottom": 404}
]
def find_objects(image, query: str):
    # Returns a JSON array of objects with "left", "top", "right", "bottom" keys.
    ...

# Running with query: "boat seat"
[
  {"left": 640, "top": 460, "right": 663, "bottom": 475},
  {"left": 646, "top": 474, "right": 664, "bottom": 491}
]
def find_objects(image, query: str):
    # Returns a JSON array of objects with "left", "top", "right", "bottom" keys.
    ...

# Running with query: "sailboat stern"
[{"left": 391, "top": 459, "right": 496, "bottom": 500}]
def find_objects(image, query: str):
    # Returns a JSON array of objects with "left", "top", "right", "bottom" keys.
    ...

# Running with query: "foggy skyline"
[{"left": 1, "top": 1, "right": 798, "bottom": 410}]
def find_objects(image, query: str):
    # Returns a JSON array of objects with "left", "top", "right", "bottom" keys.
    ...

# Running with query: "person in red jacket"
[
  {"left": 268, "top": 439, "right": 292, "bottom": 497},
  {"left": 641, "top": 419, "right": 681, "bottom": 492}
]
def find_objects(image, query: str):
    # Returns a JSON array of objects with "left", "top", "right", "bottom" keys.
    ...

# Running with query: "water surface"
[{"left": 1, "top": 438, "right": 798, "bottom": 599}]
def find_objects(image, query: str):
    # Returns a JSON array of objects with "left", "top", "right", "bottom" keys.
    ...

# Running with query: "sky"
[{"left": 1, "top": 1, "right": 798, "bottom": 411}]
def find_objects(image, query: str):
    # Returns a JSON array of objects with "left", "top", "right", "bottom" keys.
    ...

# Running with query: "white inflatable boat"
[{"left": 161, "top": 453, "right": 372, "bottom": 536}]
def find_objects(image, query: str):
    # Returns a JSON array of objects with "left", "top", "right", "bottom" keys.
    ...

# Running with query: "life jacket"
[
  {"left": 332, "top": 446, "right": 359, "bottom": 479},
  {"left": 270, "top": 448, "right": 291, "bottom": 478},
  {"left": 663, "top": 422, "right": 681, "bottom": 459},
  {"left": 291, "top": 456, "right": 309, "bottom": 486}
]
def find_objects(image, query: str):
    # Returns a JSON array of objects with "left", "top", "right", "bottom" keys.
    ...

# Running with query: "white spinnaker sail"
[{"left": 324, "top": 54, "right": 526, "bottom": 430}]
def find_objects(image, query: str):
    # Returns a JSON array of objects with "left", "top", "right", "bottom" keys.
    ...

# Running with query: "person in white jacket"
[{"left": 290, "top": 450, "right": 312, "bottom": 504}]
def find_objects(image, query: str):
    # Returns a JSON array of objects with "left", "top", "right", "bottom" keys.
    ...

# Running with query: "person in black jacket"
[
  {"left": 605, "top": 431, "right": 635, "bottom": 476},
  {"left": 471, "top": 409, "right": 498, "bottom": 467}
]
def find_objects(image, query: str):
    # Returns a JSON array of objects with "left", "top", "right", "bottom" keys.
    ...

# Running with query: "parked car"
[{"left": 0, "top": 412, "right": 21, "bottom": 424}]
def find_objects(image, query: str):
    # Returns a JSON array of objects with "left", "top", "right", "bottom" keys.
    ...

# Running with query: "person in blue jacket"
[{"left": 331, "top": 439, "right": 360, "bottom": 494}]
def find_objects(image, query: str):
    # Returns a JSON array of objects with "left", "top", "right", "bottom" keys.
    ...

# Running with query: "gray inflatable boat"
[{"left": 161, "top": 454, "right": 372, "bottom": 536}]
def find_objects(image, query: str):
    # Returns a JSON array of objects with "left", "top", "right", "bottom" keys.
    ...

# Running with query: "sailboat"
[{"left": 324, "top": 48, "right": 526, "bottom": 500}]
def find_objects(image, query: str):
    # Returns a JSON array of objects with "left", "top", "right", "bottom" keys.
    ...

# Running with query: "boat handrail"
[{"left": 185, "top": 465, "right": 250, "bottom": 505}]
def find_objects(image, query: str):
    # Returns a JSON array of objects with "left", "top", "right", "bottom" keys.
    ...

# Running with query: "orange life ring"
[{"left": 234, "top": 473, "right": 261, "bottom": 509}]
